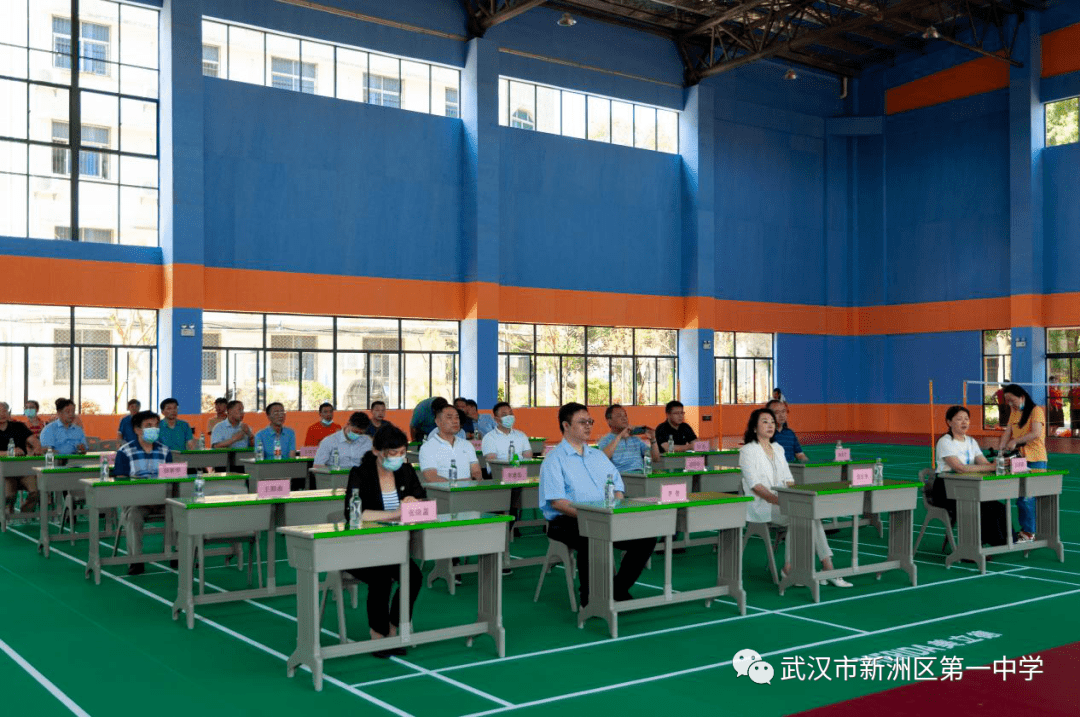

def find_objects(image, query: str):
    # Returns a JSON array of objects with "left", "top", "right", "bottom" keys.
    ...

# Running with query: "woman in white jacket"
[{"left": 739, "top": 407, "right": 852, "bottom": 588}]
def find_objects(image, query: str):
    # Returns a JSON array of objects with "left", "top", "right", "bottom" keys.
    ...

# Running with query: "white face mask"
[{"left": 500, "top": 414, "right": 515, "bottom": 429}]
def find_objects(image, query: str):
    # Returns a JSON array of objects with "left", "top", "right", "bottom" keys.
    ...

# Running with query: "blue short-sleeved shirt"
[
  {"left": 597, "top": 433, "right": 648, "bottom": 474},
  {"left": 475, "top": 414, "right": 498, "bottom": 436},
  {"left": 40, "top": 420, "right": 87, "bottom": 454},
  {"left": 210, "top": 420, "right": 250, "bottom": 448},
  {"left": 158, "top": 419, "right": 193, "bottom": 452},
  {"left": 253, "top": 427, "right": 296, "bottom": 459},
  {"left": 773, "top": 425, "right": 803, "bottom": 463},
  {"left": 539, "top": 439, "right": 624, "bottom": 521},
  {"left": 118, "top": 414, "right": 137, "bottom": 444}
]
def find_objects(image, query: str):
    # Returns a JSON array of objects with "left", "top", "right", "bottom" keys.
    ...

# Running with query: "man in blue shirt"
[
  {"left": 117, "top": 399, "right": 140, "bottom": 444},
  {"left": 210, "top": 400, "right": 253, "bottom": 448},
  {"left": 767, "top": 400, "right": 808, "bottom": 463},
  {"left": 254, "top": 402, "right": 297, "bottom": 460},
  {"left": 113, "top": 410, "right": 173, "bottom": 575},
  {"left": 598, "top": 404, "right": 660, "bottom": 474},
  {"left": 39, "top": 398, "right": 87, "bottom": 455},
  {"left": 474, "top": 400, "right": 498, "bottom": 437},
  {"left": 539, "top": 402, "right": 657, "bottom": 607},
  {"left": 158, "top": 398, "right": 194, "bottom": 452}
]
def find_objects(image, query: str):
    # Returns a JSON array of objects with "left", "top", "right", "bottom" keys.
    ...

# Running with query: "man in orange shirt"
[
  {"left": 1048, "top": 376, "right": 1065, "bottom": 432},
  {"left": 304, "top": 402, "right": 340, "bottom": 447}
]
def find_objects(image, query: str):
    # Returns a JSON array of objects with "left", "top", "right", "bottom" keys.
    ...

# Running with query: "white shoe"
[{"left": 824, "top": 577, "right": 853, "bottom": 588}]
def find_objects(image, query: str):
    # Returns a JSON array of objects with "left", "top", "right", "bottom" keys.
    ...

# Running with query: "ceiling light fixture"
[
  {"left": 922, "top": 25, "right": 941, "bottom": 40},
  {"left": 557, "top": 12, "right": 577, "bottom": 27},
  {"left": 783, "top": 68, "right": 798, "bottom": 80}
]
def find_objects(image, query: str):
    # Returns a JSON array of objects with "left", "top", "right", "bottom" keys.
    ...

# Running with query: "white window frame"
[{"left": 53, "top": 17, "right": 111, "bottom": 76}]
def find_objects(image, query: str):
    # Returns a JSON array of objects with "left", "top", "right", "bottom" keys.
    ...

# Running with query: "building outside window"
[
  {"left": 1046, "top": 328, "right": 1080, "bottom": 435},
  {"left": 714, "top": 332, "right": 774, "bottom": 404},
  {"left": 982, "top": 329, "right": 1012, "bottom": 429},
  {"left": 202, "top": 44, "right": 220, "bottom": 77}
]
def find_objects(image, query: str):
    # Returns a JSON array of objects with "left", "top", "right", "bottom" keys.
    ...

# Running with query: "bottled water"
[
  {"left": 330, "top": 447, "right": 340, "bottom": 470},
  {"left": 348, "top": 488, "right": 363, "bottom": 529},
  {"left": 45, "top": 447, "right": 55, "bottom": 469},
  {"left": 194, "top": 475, "right": 205, "bottom": 500},
  {"left": 509, "top": 440, "right": 519, "bottom": 466},
  {"left": 836, "top": 440, "right": 843, "bottom": 450},
  {"left": 273, "top": 435, "right": 282, "bottom": 460},
  {"left": 99, "top": 455, "right": 110, "bottom": 480},
  {"left": 6, "top": 440, "right": 14, "bottom": 457},
  {"left": 197, "top": 434, "right": 205, "bottom": 450},
  {"left": 873, "top": 458, "right": 884, "bottom": 486},
  {"left": 995, "top": 454, "right": 1005, "bottom": 476},
  {"left": 448, "top": 459, "right": 458, "bottom": 486},
  {"left": 254, "top": 438, "right": 263, "bottom": 461},
  {"left": 666, "top": 437, "right": 674, "bottom": 454},
  {"left": 643, "top": 454, "right": 652, "bottom": 475},
  {"left": 605, "top": 475, "right": 616, "bottom": 506}
]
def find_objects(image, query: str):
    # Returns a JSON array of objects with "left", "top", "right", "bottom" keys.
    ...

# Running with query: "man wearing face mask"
[
  {"left": 21, "top": 400, "right": 46, "bottom": 439},
  {"left": 304, "top": 402, "right": 340, "bottom": 447},
  {"left": 481, "top": 402, "right": 532, "bottom": 462},
  {"left": 113, "top": 410, "right": 173, "bottom": 575},
  {"left": 314, "top": 412, "right": 373, "bottom": 469}
]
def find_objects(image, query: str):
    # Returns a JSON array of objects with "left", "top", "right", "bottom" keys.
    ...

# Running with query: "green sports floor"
[{"left": 3, "top": 443, "right": 1079, "bottom": 716}]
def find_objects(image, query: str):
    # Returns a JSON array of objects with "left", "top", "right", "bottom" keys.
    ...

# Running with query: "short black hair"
[
  {"left": 765, "top": 399, "right": 785, "bottom": 411},
  {"left": 435, "top": 404, "right": 458, "bottom": 419},
  {"left": 492, "top": 401, "right": 511, "bottom": 415},
  {"left": 430, "top": 397, "right": 449, "bottom": 415},
  {"left": 226, "top": 399, "right": 243, "bottom": 411},
  {"left": 347, "top": 411, "right": 371, "bottom": 430},
  {"left": 465, "top": 399, "right": 478, "bottom": 409},
  {"left": 160, "top": 398, "right": 179, "bottom": 410},
  {"left": 604, "top": 404, "right": 624, "bottom": 420},
  {"left": 265, "top": 402, "right": 284, "bottom": 416},
  {"left": 55, "top": 398, "right": 74, "bottom": 412},
  {"left": 558, "top": 402, "right": 588, "bottom": 433},
  {"left": 127, "top": 399, "right": 141, "bottom": 408},
  {"left": 453, "top": 397, "right": 468, "bottom": 406},
  {"left": 743, "top": 408, "right": 777, "bottom": 445},
  {"left": 318, "top": 402, "right": 334, "bottom": 411},
  {"left": 944, "top": 405, "right": 970, "bottom": 438},
  {"left": 665, "top": 400, "right": 684, "bottom": 413},
  {"left": 25, "top": 400, "right": 39, "bottom": 410},
  {"left": 373, "top": 424, "right": 408, "bottom": 452},
  {"left": 214, "top": 397, "right": 228, "bottom": 406},
  {"left": 370, "top": 400, "right": 386, "bottom": 410},
  {"left": 132, "top": 410, "right": 160, "bottom": 430}
]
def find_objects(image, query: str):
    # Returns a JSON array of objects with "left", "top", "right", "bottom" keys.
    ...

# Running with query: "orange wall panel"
[
  {"left": 0, "top": 256, "right": 163, "bottom": 309},
  {"left": 886, "top": 56, "right": 1010, "bottom": 115},
  {"left": 1042, "top": 23, "right": 1080, "bottom": 78}
]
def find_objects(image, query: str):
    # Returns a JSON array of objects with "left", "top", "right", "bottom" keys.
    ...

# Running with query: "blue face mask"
[
  {"left": 321, "top": 418, "right": 333, "bottom": 426},
  {"left": 381, "top": 455, "right": 405, "bottom": 471},
  {"left": 500, "top": 414, "right": 516, "bottom": 429},
  {"left": 24, "top": 408, "right": 37, "bottom": 418},
  {"left": 345, "top": 430, "right": 360, "bottom": 442},
  {"left": 141, "top": 427, "right": 160, "bottom": 443}
]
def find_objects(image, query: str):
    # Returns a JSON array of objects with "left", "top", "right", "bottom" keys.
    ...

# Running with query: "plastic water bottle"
[
  {"left": 6, "top": 440, "right": 14, "bottom": 457},
  {"left": 45, "top": 447, "right": 55, "bottom": 469},
  {"left": 643, "top": 454, "right": 652, "bottom": 475},
  {"left": 273, "top": 435, "right": 282, "bottom": 460},
  {"left": 254, "top": 438, "right": 263, "bottom": 461},
  {"left": 330, "top": 447, "right": 340, "bottom": 470},
  {"left": 509, "top": 440, "right": 519, "bottom": 466},
  {"left": 448, "top": 459, "right": 458, "bottom": 486},
  {"left": 605, "top": 475, "right": 616, "bottom": 506},
  {"left": 197, "top": 433, "right": 205, "bottom": 450},
  {"left": 99, "top": 455, "right": 110, "bottom": 480},
  {"left": 873, "top": 458, "right": 884, "bottom": 486},
  {"left": 194, "top": 474, "right": 205, "bottom": 500},
  {"left": 666, "top": 436, "right": 674, "bottom": 454},
  {"left": 995, "top": 454, "right": 1005, "bottom": 476},
  {"left": 348, "top": 488, "right": 362, "bottom": 529}
]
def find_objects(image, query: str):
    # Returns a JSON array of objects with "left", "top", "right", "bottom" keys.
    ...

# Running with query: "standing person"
[
  {"left": 409, "top": 397, "right": 447, "bottom": 442},
  {"left": 1070, "top": 381, "right": 1080, "bottom": 436},
  {"left": 539, "top": 402, "right": 657, "bottom": 607},
  {"left": 254, "top": 403, "right": 297, "bottom": 459},
  {"left": 994, "top": 386, "right": 1011, "bottom": 428},
  {"left": 1047, "top": 376, "right": 1065, "bottom": 433},
  {"left": 933, "top": 406, "right": 1007, "bottom": 547},
  {"left": 39, "top": 398, "right": 87, "bottom": 455},
  {"left": 210, "top": 400, "right": 253, "bottom": 448},
  {"left": 158, "top": 398, "right": 195, "bottom": 452},
  {"left": 998, "top": 384, "right": 1046, "bottom": 543},
  {"left": 1, "top": 401, "right": 41, "bottom": 513},
  {"left": 21, "top": 400, "right": 46, "bottom": 440},
  {"left": 304, "top": 402, "right": 340, "bottom": 447},
  {"left": 206, "top": 397, "right": 229, "bottom": 434},
  {"left": 113, "top": 411, "right": 173, "bottom": 575},
  {"left": 117, "top": 399, "right": 141, "bottom": 444},
  {"left": 654, "top": 400, "right": 697, "bottom": 453},
  {"left": 766, "top": 400, "right": 809, "bottom": 463}
]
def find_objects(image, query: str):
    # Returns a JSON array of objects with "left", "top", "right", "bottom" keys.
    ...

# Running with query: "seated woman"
[
  {"left": 738, "top": 408, "right": 852, "bottom": 588},
  {"left": 343, "top": 424, "right": 425, "bottom": 658},
  {"left": 933, "top": 406, "right": 1007, "bottom": 547}
]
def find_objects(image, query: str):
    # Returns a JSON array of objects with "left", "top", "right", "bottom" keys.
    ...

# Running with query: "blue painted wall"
[{"left": 1043, "top": 142, "right": 1080, "bottom": 296}]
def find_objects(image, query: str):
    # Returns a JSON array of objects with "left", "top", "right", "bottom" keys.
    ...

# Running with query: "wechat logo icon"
[{"left": 733, "top": 649, "right": 774, "bottom": 685}]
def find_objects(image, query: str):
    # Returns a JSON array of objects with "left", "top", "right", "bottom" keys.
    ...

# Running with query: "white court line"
[
  {"left": 390, "top": 657, "right": 513, "bottom": 707},
  {"left": 1005, "top": 568, "right": 1080, "bottom": 588},
  {"left": 459, "top": 584, "right": 1080, "bottom": 717},
  {"left": 767, "top": 608, "right": 868, "bottom": 635},
  {"left": 0, "top": 636, "right": 91, "bottom": 717},
  {"left": 915, "top": 523, "right": 1080, "bottom": 550},
  {"left": 6, "top": 528, "right": 415, "bottom": 717}
]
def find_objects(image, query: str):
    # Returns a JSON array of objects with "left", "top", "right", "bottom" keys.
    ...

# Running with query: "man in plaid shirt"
[{"left": 114, "top": 410, "right": 173, "bottom": 575}]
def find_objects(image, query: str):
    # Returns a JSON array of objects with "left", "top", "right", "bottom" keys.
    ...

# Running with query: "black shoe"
[
  {"left": 454, "top": 574, "right": 464, "bottom": 585},
  {"left": 127, "top": 562, "right": 145, "bottom": 576},
  {"left": 169, "top": 559, "right": 178, "bottom": 569},
  {"left": 372, "top": 649, "right": 394, "bottom": 659},
  {"left": 825, "top": 529, "right": 841, "bottom": 536},
  {"left": 502, "top": 567, "right": 514, "bottom": 576},
  {"left": 580, "top": 596, "right": 589, "bottom": 609},
  {"left": 615, "top": 590, "right": 634, "bottom": 602},
  {"left": 672, "top": 547, "right": 687, "bottom": 555},
  {"left": 389, "top": 646, "right": 407, "bottom": 656}
]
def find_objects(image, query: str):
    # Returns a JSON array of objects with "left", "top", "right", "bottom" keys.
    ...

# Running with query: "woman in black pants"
[{"left": 343, "top": 424, "right": 426, "bottom": 658}]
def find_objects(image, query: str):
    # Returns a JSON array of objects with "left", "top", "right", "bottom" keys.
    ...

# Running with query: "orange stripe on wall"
[
  {"left": 0, "top": 254, "right": 163, "bottom": 308},
  {"left": 1042, "top": 23, "right": 1080, "bottom": 78},
  {"left": 886, "top": 56, "right": 1010, "bottom": 115}
]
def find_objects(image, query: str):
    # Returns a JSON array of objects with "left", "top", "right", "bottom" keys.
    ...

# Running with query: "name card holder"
[
  {"left": 851, "top": 467, "right": 873, "bottom": 487},
  {"left": 299, "top": 446, "right": 317, "bottom": 458},
  {"left": 401, "top": 500, "right": 438, "bottom": 524},
  {"left": 501, "top": 467, "right": 529, "bottom": 483},
  {"left": 834, "top": 448, "right": 851, "bottom": 462},
  {"left": 542, "top": 445, "right": 554, "bottom": 456},
  {"left": 692, "top": 440, "right": 710, "bottom": 452},
  {"left": 470, "top": 439, "right": 483, "bottom": 451},
  {"left": 660, "top": 483, "right": 688, "bottom": 503},
  {"left": 685, "top": 456, "right": 706, "bottom": 472},
  {"left": 257, "top": 479, "right": 291, "bottom": 499},
  {"left": 1010, "top": 457, "right": 1028, "bottom": 474},
  {"left": 158, "top": 462, "right": 188, "bottom": 478}
]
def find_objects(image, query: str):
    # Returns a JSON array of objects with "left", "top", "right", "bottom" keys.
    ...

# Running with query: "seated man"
[
  {"left": 454, "top": 397, "right": 475, "bottom": 438},
  {"left": 598, "top": 404, "right": 660, "bottom": 474},
  {"left": 117, "top": 399, "right": 141, "bottom": 444},
  {"left": 40, "top": 398, "right": 87, "bottom": 455},
  {"left": 158, "top": 398, "right": 195, "bottom": 452},
  {"left": 314, "top": 412, "right": 373, "bottom": 469},
  {"left": 766, "top": 400, "right": 809, "bottom": 463},
  {"left": 304, "top": 402, "right": 340, "bottom": 447},
  {"left": 471, "top": 399, "right": 498, "bottom": 437},
  {"left": 206, "top": 397, "right": 229, "bottom": 434},
  {"left": 113, "top": 410, "right": 173, "bottom": 575},
  {"left": 419, "top": 404, "right": 480, "bottom": 482},
  {"left": 540, "top": 402, "right": 657, "bottom": 607},
  {"left": 210, "top": 400, "right": 252, "bottom": 449},
  {"left": 254, "top": 402, "right": 297, "bottom": 460},
  {"left": 481, "top": 402, "right": 532, "bottom": 462},
  {"left": 654, "top": 400, "right": 697, "bottom": 453},
  {"left": 409, "top": 396, "right": 447, "bottom": 442},
  {"left": 365, "top": 400, "right": 391, "bottom": 437},
  {"left": 1, "top": 401, "right": 42, "bottom": 513}
]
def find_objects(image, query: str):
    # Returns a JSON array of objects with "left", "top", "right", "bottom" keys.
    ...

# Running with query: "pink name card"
[
  {"left": 102, "top": 452, "right": 116, "bottom": 466},
  {"left": 834, "top": 448, "right": 851, "bottom": 462},
  {"left": 692, "top": 440, "right": 710, "bottom": 452},
  {"left": 1011, "top": 457, "right": 1028, "bottom": 473},
  {"left": 257, "top": 479, "right": 291, "bottom": 499},
  {"left": 401, "top": 500, "right": 438, "bottom": 524},
  {"left": 501, "top": 467, "right": 529, "bottom": 484},
  {"left": 660, "top": 482, "right": 688, "bottom": 503},
  {"left": 299, "top": 446, "right": 317, "bottom": 458},
  {"left": 685, "top": 456, "right": 706, "bottom": 472},
  {"left": 471, "top": 439, "right": 483, "bottom": 450},
  {"left": 157, "top": 462, "right": 188, "bottom": 478},
  {"left": 542, "top": 445, "right": 554, "bottom": 456},
  {"left": 851, "top": 467, "right": 873, "bottom": 487}
]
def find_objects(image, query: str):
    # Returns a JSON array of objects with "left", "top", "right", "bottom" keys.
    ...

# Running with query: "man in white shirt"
[
  {"left": 419, "top": 404, "right": 480, "bottom": 482},
  {"left": 481, "top": 402, "right": 532, "bottom": 462},
  {"left": 314, "top": 413, "right": 373, "bottom": 469}
]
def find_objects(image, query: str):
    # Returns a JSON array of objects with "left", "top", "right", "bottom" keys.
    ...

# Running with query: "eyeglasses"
[{"left": 573, "top": 419, "right": 595, "bottom": 427}]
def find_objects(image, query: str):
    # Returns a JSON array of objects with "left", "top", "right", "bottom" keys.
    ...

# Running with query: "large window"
[
  {"left": 0, "top": 304, "right": 156, "bottom": 415},
  {"left": 1046, "top": 97, "right": 1079, "bottom": 148},
  {"left": 201, "top": 19, "right": 460, "bottom": 119},
  {"left": 201, "top": 313, "right": 458, "bottom": 412},
  {"left": 498, "top": 77, "right": 679, "bottom": 154},
  {"left": 981, "top": 329, "right": 1012, "bottom": 428},
  {"left": 1047, "top": 328, "right": 1080, "bottom": 436},
  {"left": 0, "top": 1, "right": 160, "bottom": 246},
  {"left": 497, "top": 324, "right": 676, "bottom": 408},
  {"left": 714, "top": 332, "right": 774, "bottom": 405}
]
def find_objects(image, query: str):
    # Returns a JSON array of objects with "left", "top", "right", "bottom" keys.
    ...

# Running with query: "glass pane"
[
  {"left": 735, "top": 332, "right": 772, "bottom": 358},
  {"left": 611, "top": 357, "right": 633, "bottom": 405},
  {"left": 120, "top": 3, "right": 158, "bottom": 70},
  {"left": 114, "top": 347, "right": 153, "bottom": 413},
  {"left": 401, "top": 320, "right": 457, "bottom": 351},
  {"left": 266, "top": 34, "right": 300, "bottom": 91},
  {"left": 611, "top": 101, "right": 633, "bottom": 147},
  {"left": 586, "top": 326, "right": 632, "bottom": 355},
  {"left": 0, "top": 173, "right": 27, "bottom": 238},
  {"left": 337, "top": 317, "right": 399, "bottom": 351},
  {"left": 536, "top": 324, "right": 583, "bottom": 354},
  {"left": 634, "top": 105, "right": 656, "bottom": 150},
  {"left": 228, "top": 26, "right": 264, "bottom": 86},
  {"left": 635, "top": 328, "right": 677, "bottom": 356},
  {"left": 431, "top": 353, "right": 456, "bottom": 401},
  {"left": 81, "top": 90, "right": 119, "bottom": 151},
  {"left": 0, "top": 0, "right": 28, "bottom": 49},
  {"left": 563, "top": 356, "right": 584, "bottom": 405},
  {"left": 266, "top": 314, "right": 333, "bottom": 350},
  {"left": 120, "top": 96, "right": 157, "bottom": 155},
  {"left": 0, "top": 43, "right": 27, "bottom": 81},
  {"left": 336, "top": 48, "right": 367, "bottom": 103},
  {"left": 201, "top": 349, "right": 224, "bottom": 411},
  {"left": 714, "top": 331, "right": 734, "bottom": 357},
  {"left": 657, "top": 358, "right": 675, "bottom": 404},
  {"left": 0, "top": 304, "right": 69, "bottom": 344},
  {"left": 498, "top": 323, "right": 534, "bottom": 353},
  {"left": 403, "top": 353, "right": 430, "bottom": 408},
  {"left": 586, "top": 357, "right": 608, "bottom": 406},
  {"left": 226, "top": 350, "right": 261, "bottom": 409},
  {"left": 29, "top": 83, "right": 66, "bottom": 144},
  {"left": 1046, "top": 98, "right": 1079, "bottom": 147},
  {"left": 77, "top": 346, "right": 112, "bottom": 416},
  {"left": 400, "top": 60, "right": 430, "bottom": 113},
  {"left": 587, "top": 96, "right": 609, "bottom": 142},
  {"left": 78, "top": 182, "right": 117, "bottom": 242},
  {"left": 337, "top": 352, "right": 367, "bottom": 410},
  {"left": 1046, "top": 328, "right": 1078, "bottom": 354},
  {"left": 736, "top": 358, "right": 756, "bottom": 404},
  {"left": 266, "top": 349, "right": 300, "bottom": 410},
  {"left": 498, "top": 78, "right": 508, "bottom": 127},
  {"left": 535, "top": 356, "right": 559, "bottom": 407},
  {"left": 75, "top": 307, "right": 155, "bottom": 346},
  {"left": 301, "top": 352, "right": 333, "bottom": 411},
  {"left": 983, "top": 329, "right": 1011, "bottom": 354},
  {"left": 302, "top": 40, "right": 334, "bottom": 98},
  {"left": 636, "top": 358, "right": 656, "bottom": 405},
  {"left": 754, "top": 359, "right": 772, "bottom": 404},
  {"left": 120, "top": 64, "right": 157, "bottom": 99},
  {"left": 368, "top": 54, "right": 400, "bottom": 108},
  {"left": 0, "top": 345, "right": 25, "bottom": 407},
  {"left": 28, "top": 345, "right": 71, "bottom": 416},
  {"left": 368, "top": 352, "right": 400, "bottom": 409},
  {"left": 119, "top": 185, "right": 157, "bottom": 246},
  {"left": 203, "top": 312, "right": 263, "bottom": 348},
  {"left": 657, "top": 109, "right": 678, "bottom": 153},
  {"left": 508, "top": 355, "right": 530, "bottom": 407},
  {"left": 0, "top": 80, "right": 27, "bottom": 139},
  {"left": 202, "top": 21, "right": 228, "bottom": 79},
  {"left": 536, "top": 85, "right": 560, "bottom": 135},
  {"left": 120, "top": 156, "right": 157, "bottom": 188},
  {"left": 716, "top": 358, "right": 733, "bottom": 404},
  {"left": 508, "top": 81, "right": 534, "bottom": 130},
  {"left": 562, "top": 91, "right": 585, "bottom": 139},
  {"left": 27, "top": 176, "right": 69, "bottom": 241},
  {"left": 430, "top": 66, "right": 459, "bottom": 118}
]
